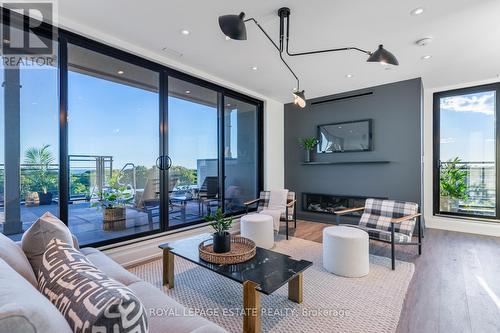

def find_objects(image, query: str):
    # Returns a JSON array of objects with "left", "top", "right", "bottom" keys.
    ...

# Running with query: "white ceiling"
[{"left": 58, "top": 0, "right": 500, "bottom": 103}]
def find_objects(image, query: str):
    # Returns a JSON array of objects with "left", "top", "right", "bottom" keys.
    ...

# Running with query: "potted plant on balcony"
[
  {"left": 205, "top": 208, "right": 233, "bottom": 253},
  {"left": 299, "top": 137, "right": 319, "bottom": 163},
  {"left": 440, "top": 157, "right": 469, "bottom": 212},
  {"left": 23, "top": 145, "right": 57, "bottom": 206},
  {"left": 92, "top": 187, "right": 133, "bottom": 230}
]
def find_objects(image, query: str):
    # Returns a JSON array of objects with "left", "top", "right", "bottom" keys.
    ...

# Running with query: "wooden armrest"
[
  {"left": 333, "top": 207, "right": 365, "bottom": 215},
  {"left": 391, "top": 213, "right": 421, "bottom": 224},
  {"left": 244, "top": 198, "right": 260, "bottom": 206},
  {"left": 286, "top": 199, "right": 297, "bottom": 207}
]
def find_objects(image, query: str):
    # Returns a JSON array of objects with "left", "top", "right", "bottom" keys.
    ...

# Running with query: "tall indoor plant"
[
  {"left": 299, "top": 137, "right": 319, "bottom": 163},
  {"left": 440, "top": 157, "right": 469, "bottom": 212},
  {"left": 205, "top": 208, "right": 233, "bottom": 253},
  {"left": 23, "top": 144, "right": 57, "bottom": 206}
]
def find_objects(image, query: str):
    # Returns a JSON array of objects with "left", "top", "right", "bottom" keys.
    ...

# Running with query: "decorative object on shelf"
[
  {"left": 198, "top": 236, "right": 256, "bottom": 264},
  {"left": 205, "top": 208, "right": 233, "bottom": 253},
  {"left": 439, "top": 157, "right": 468, "bottom": 212},
  {"left": 218, "top": 8, "right": 399, "bottom": 109},
  {"left": 299, "top": 137, "right": 319, "bottom": 163}
]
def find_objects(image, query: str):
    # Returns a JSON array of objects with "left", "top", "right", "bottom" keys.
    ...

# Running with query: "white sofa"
[{"left": 0, "top": 233, "right": 227, "bottom": 333}]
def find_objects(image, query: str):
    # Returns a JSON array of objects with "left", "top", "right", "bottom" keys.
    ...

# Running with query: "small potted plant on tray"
[
  {"left": 205, "top": 208, "right": 233, "bottom": 253},
  {"left": 299, "top": 137, "right": 319, "bottom": 163}
]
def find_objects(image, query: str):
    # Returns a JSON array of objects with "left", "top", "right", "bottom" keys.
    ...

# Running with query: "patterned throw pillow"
[{"left": 38, "top": 239, "right": 148, "bottom": 333}]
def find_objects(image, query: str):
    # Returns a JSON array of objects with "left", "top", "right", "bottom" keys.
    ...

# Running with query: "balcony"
[
  {"left": 439, "top": 161, "right": 495, "bottom": 217},
  {"left": 0, "top": 155, "right": 214, "bottom": 245}
]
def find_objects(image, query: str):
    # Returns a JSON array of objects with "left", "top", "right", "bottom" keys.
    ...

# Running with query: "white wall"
[
  {"left": 423, "top": 78, "right": 500, "bottom": 237},
  {"left": 264, "top": 98, "right": 285, "bottom": 190},
  {"left": 57, "top": 18, "right": 285, "bottom": 264}
]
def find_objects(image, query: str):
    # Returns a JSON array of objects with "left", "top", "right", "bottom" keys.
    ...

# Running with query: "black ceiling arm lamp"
[
  {"left": 219, "top": 12, "right": 305, "bottom": 107},
  {"left": 218, "top": 8, "right": 399, "bottom": 108},
  {"left": 279, "top": 7, "right": 399, "bottom": 65}
]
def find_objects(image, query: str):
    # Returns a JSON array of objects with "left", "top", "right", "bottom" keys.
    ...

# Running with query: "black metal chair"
[{"left": 334, "top": 198, "right": 423, "bottom": 270}]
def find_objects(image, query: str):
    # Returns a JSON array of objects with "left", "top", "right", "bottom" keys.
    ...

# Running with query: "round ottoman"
[
  {"left": 240, "top": 214, "right": 274, "bottom": 249},
  {"left": 322, "top": 226, "right": 369, "bottom": 277}
]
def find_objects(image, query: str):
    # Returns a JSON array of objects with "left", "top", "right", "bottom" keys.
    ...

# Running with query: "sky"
[
  {"left": 439, "top": 90, "right": 496, "bottom": 163},
  {"left": 0, "top": 67, "right": 230, "bottom": 170}
]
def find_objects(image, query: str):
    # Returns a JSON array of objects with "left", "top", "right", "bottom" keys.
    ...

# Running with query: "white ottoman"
[
  {"left": 240, "top": 214, "right": 274, "bottom": 249},
  {"left": 322, "top": 226, "right": 369, "bottom": 277}
]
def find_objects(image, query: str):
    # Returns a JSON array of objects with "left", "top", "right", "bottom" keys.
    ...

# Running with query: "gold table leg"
[
  {"left": 243, "top": 280, "right": 260, "bottom": 333},
  {"left": 288, "top": 272, "right": 303, "bottom": 303},
  {"left": 162, "top": 248, "right": 174, "bottom": 289}
]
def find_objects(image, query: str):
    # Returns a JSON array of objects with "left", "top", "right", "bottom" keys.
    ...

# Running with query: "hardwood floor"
[{"left": 280, "top": 220, "right": 500, "bottom": 333}]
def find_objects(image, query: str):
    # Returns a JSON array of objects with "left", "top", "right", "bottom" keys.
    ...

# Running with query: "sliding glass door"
[
  {"left": 224, "top": 96, "right": 259, "bottom": 214},
  {"left": 167, "top": 77, "right": 219, "bottom": 227},
  {"left": 0, "top": 11, "right": 263, "bottom": 246},
  {"left": 434, "top": 83, "right": 500, "bottom": 220},
  {"left": 66, "top": 43, "right": 161, "bottom": 245}
]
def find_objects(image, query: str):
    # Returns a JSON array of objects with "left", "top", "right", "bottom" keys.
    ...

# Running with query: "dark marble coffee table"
[{"left": 158, "top": 233, "right": 312, "bottom": 333}]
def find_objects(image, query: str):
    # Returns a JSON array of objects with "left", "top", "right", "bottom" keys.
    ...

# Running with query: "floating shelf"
[{"left": 302, "top": 161, "right": 390, "bottom": 165}]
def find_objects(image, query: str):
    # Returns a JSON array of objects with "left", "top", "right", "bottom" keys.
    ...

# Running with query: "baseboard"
[{"left": 425, "top": 215, "right": 500, "bottom": 237}]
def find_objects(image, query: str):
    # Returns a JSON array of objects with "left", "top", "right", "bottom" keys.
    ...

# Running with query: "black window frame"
[
  {"left": 1, "top": 7, "right": 264, "bottom": 247},
  {"left": 433, "top": 82, "right": 500, "bottom": 221}
]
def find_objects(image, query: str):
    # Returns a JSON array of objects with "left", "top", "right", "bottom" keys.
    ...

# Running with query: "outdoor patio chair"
[
  {"left": 198, "top": 176, "right": 219, "bottom": 215},
  {"left": 334, "top": 198, "right": 422, "bottom": 270}
]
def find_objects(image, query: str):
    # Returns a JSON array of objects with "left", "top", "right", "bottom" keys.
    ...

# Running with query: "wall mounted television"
[{"left": 317, "top": 119, "right": 372, "bottom": 153}]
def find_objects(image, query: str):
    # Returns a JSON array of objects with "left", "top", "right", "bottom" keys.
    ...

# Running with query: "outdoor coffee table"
[{"left": 159, "top": 233, "right": 312, "bottom": 333}]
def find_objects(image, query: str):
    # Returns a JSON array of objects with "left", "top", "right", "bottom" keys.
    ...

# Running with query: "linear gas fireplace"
[{"left": 302, "top": 193, "right": 386, "bottom": 217}]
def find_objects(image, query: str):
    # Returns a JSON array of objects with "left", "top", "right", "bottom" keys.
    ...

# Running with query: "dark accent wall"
[{"left": 284, "top": 78, "right": 423, "bottom": 223}]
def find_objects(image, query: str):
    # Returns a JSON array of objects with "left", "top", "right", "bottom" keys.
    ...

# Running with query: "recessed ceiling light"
[
  {"left": 226, "top": 103, "right": 231, "bottom": 107},
  {"left": 117, "top": 70, "right": 124, "bottom": 75},
  {"left": 251, "top": 66, "right": 258, "bottom": 71},
  {"left": 410, "top": 7, "right": 424, "bottom": 15},
  {"left": 421, "top": 55, "right": 432, "bottom": 60},
  {"left": 180, "top": 29, "right": 190, "bottom": 35},
  {"left": 345, "top": 74, "right": 353, "bottom": 78},
  {"left": 185, "top": 90, "right": 191, "bottom": 94},
  {"left": 225, "top": 36, "right": 231, "bottom": 41}
]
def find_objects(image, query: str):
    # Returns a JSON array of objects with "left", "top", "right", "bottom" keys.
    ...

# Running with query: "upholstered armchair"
[
  {"left": 244, "top": 190, "right": 297, "bottom": 239},
  {"left": 334, "top": 198, "right": 422, "bottom": 270}
]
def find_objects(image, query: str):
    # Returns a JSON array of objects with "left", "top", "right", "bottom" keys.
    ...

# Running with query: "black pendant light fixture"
[
  {"left": 292, "top": 90, "right": 306, "bottom": 108},
  {"left": 218, "top": 7, "right": 399, "bottom": 108},
  {"left": 367, "top": 45, "right": 399, "bottom": 66},
  {"left": 218, "top": 12, "right": 247, "bottom": 40}
]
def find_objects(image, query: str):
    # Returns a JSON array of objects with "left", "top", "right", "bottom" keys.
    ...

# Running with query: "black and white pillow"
[{"left": 38, "top": 238, "right": 148, "bottom": 333}]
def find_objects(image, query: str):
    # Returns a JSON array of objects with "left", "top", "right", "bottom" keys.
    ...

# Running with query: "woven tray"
[{"left": 199, "top": 236, "right": 256, "bottom": 265}]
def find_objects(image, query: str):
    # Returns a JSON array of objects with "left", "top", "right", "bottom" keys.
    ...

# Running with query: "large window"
[
  {"left": 168, "top": 77, "right": 218, "bottom": 227},
  {"left": 0, "top": 12, "right": 263, "bottom": 246},
  {"left": 0, "top": 24, "right": 59, "bottom": 240},
  {"left": 67, "top": 43, "right": 161, "bottom": 245},
  {"left": 434, "top": 83, "right": 500, "bottom": 220},
  {"left": 224, "top": 97, "right": 259, "bottom": 214}
]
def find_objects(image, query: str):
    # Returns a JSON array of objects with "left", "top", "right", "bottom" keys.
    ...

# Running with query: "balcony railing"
[{"left": 439, "top": 161, "right": 495, "bottom": 216}]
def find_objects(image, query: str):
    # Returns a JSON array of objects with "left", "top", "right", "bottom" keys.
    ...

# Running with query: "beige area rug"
[{"left": 129, "top": 236, "right": 414, "bottom": 333}]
